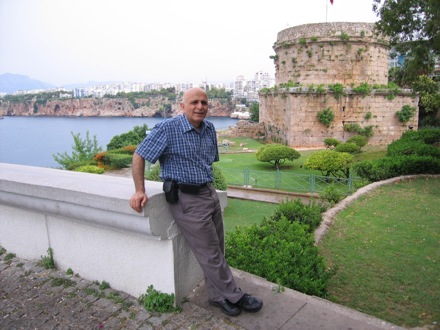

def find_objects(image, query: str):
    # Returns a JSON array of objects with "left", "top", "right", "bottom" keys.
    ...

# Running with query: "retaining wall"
[{"left": 0, "top": 163, "right": 227, "bottom": 304}]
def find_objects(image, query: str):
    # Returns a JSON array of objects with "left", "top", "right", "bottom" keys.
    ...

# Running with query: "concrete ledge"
[{"left": 0, "top": 163, "right": 227, "bottom": 304}]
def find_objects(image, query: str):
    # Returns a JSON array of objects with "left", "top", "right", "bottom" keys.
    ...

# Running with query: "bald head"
[
  {"left": 182, "top": 87, "right": 208, "bottom": 102},
  {"left": 180, "top": 87, "right": 209, "bottom": 128}
]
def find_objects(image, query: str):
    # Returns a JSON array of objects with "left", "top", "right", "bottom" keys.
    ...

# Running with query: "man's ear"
[{"left": 180, "top": 102, "right": 185, "bottom": 111}]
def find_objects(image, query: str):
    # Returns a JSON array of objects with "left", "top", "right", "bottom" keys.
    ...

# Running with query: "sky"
[{"left": 0, "top": 0, "right": 379, "bottom": 86}]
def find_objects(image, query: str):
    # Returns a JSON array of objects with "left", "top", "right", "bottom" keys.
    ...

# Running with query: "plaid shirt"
[{"left": 135, "top": 114, "right": 219, "bottom": 184}]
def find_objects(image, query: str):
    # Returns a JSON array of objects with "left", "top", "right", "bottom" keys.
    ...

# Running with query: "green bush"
[
  {"left": 323, "top": 138, "right": 341, "bottom": 149},
  {"left": 335, "top": 142, "right": 359, "bottom": 153},
  {"left": 107, "top": 124, "right": 149, "bottom": 150},
  {"left": 387, "top": 140, "right": 440, "bottom": 158},
  {"left": 320, "top": 184, "right": 347, "bottom": 205},
  {"left": 226, "top": 217, "right": 333, "bottom": 297},
  {"left": 269, "top": 199, "right": 322, "bottom": 233},
  {"left": 105, "top": 153, "right": 133, "bottom": 169},
  {"left": 353, "top": 155, "right": 440, "bottom": 181},
  {"left": 400, "top": 127, "right": 440, "bottom": 145},
  {"left": 304, "top": 150, "right": 354, "bottom": 178},
  {"left": 53, "top": 131, "right": 103, "bottom": 169},
  {"left": 346, "top": 135, "right": 368, "bottom": 148},
  {"left": 213, "top": 165, "right": 228, "bottom": 190},
  {"left": 73, "top": 165, "right": 105, "bottom": 174},
  {"left": 256, "top": 144, "right": 301, "bottom": 169},
  {"left": 66, "top": 160, "right": 98, "bottom": 171}
]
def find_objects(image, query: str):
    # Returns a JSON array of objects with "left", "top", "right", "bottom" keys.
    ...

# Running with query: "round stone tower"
[
  {"left": 259, "top": 22, "right": 419, "bottom": 148},
  {"left": 272, "top": 22, "right": 390, "bottom": 86}
]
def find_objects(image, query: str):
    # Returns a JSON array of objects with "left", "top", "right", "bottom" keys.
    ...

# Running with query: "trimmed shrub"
[
  {"left": 387, "top": 139, "right": 440, "bottom": 158},
  {"left": 269, "top": 199, "right": 322, "bottom": 232},
  {"left": 73, "top": 165, "right": 105, "bottom": 174},
  {"left": 400, "top": 128, "right": 440, "bottom": 145},
  {"left": 256, "top": 144, "right": 301, "bottom": 169},
  {"left": 304, "top": 150, "right": 354, "bottom": 178},
  {"left": 346, "top": 135, "right": 368, "bottom": 149},
  {"left": 335, "top": 142, "right": 360, "bottom": 154},
  {"left": 323, "top": 138, "right": 341, "bottom": 149},
  {"left": 105, "top": 153, "right": 133, "bottom": 169},
  {"left": 353, "top": 155, "right": 440, "bottom": 181},
  {"left": 226, "top": 217, "right": 333, "bottom": 297},
  {"left": 66, "top": 160, "right": 98, "bottom": 171}
]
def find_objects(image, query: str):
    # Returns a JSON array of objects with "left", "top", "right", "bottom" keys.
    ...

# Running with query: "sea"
[{"left": 0, "top": 116, "right": 239, "bottom": 168}]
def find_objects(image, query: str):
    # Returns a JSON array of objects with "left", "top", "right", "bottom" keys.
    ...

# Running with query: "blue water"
[{"left": 0, "top": 116, "right": 239, "bottom": 168}]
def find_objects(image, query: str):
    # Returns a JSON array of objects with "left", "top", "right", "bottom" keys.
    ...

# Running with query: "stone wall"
[
  {"left": 273, "top": 22, "right": 390, "bottom": 86},
  {"left": 224, "top": 120, "right": 266, "bottom": 138},
  {"left": 260, "top": 90, "right": 419, "bottom": 148}
]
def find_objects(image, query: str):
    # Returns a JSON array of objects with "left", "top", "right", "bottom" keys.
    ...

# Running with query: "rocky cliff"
[{"left": 0, "top": 97, "right": 234, "bottom": 117}]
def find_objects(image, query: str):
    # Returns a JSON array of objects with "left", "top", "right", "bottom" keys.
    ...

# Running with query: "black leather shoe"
[
  {"left": 235, "top": 293, "right": 263, "bottom": 313},
  {"left": 209, "top": 299, "right": 241, "bottom": 316}
]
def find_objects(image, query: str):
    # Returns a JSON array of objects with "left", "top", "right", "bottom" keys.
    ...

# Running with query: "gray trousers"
[{"left": 168, "top": 184, "right": 243, "bottom": 303}]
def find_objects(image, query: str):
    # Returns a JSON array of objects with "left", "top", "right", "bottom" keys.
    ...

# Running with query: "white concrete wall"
[{"left": 0, "top": 163, "right": 227, "bottom": 304}]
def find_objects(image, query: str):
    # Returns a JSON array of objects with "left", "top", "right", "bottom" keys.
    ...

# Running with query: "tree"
[
  {"left": 53, "top": 131, "right": 103, "bottom": 169},
  {"left": 249, "top": 102, "right": 259, "bottom": 122},
  {"left": 106, "top": 124, "right": 149, "bottom": 150},
  {"left": 373, "top": 0, "right": 440, "bottom": 84},
  {"left": 303, "top": 150, "right": 354, "bottom": 178},
  {"left": 412, "top": 75, "right": 440, "bottom": 126},
  {"left": 256, "top": 144, "right": 300, "bottom": 170}
]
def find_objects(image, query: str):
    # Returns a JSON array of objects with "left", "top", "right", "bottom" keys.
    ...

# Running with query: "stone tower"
[{"left": 259, "top": 22, "right": 419, "bottom": 148}]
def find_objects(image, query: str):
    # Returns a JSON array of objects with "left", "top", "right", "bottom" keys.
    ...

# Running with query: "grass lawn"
[
  {"left": 318, "top": 176, "right": 440, "bottom": 328},
  {"left": 223, "top": 198, "right": 278, "bottom": 233}
]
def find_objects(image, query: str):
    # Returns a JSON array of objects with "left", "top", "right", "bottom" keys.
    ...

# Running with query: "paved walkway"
[{"left": 1, "top": 247, "right": 404, "bottom": 330}]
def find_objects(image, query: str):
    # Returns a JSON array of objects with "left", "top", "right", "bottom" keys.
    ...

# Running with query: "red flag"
[{"left": 330, "top": 0, "right": 334, "bottom": 4}]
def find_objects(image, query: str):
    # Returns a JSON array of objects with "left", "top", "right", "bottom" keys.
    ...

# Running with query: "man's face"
[{"left": 180, "top": 88, "right": 208, "bottom": 128}]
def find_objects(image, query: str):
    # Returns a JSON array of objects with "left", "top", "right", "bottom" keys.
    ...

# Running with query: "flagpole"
[{"left": 326, "top": 0, "right": 328, "bottom": 22}]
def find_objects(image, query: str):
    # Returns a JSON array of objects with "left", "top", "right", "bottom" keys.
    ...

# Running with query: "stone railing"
[{"left": 0, "top": 163, "right": 227, "bottom": 304}]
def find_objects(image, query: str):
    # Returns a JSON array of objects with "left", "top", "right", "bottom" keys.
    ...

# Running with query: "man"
[{"left": 129, "top": 87, "right": 263, "bottom": 317}]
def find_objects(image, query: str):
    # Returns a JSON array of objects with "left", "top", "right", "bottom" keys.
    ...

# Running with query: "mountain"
[{"left": 0, "top": 73, "right": 55, "bottom": 94}]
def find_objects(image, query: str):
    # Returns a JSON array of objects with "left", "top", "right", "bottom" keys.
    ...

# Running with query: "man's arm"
[{"left": 129, "top": 153, "right": 148, "bottom": 213}]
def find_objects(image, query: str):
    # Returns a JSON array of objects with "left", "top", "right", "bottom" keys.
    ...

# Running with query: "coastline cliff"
[{"left": 0, "top": 97, "right": 234, "bottom": 117}]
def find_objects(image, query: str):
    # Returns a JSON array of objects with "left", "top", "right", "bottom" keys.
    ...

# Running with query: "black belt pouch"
[{"left": 163, "top": 180, "right": 178, "bottom": 203}]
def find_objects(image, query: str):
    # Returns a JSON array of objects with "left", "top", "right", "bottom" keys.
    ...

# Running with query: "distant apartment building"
[
  {"left": 233, "top": 71, "right": 274, "bottom": 102},
  {"left": 73, "top": 88, "right": 89, "bottom": 98}
]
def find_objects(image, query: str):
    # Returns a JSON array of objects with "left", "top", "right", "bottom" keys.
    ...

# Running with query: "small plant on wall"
[
  {"left": 396, "top": 105, "right": 417, "bottom": 124},
  {"left": 317, "top": 107, "right": 335, "bottom": 127},
  {"left": 328, "top": 83, "right": 345, "bottom": 99}
]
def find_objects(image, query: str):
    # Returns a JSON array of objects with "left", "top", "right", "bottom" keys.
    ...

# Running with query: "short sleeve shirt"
[{"left": 135, "top": 114, "right": 219, "bottom": 184}]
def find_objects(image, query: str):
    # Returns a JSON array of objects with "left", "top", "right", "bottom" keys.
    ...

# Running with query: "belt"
[{"left": 178, "top": 183, "right": 210, "bottom": 194}]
